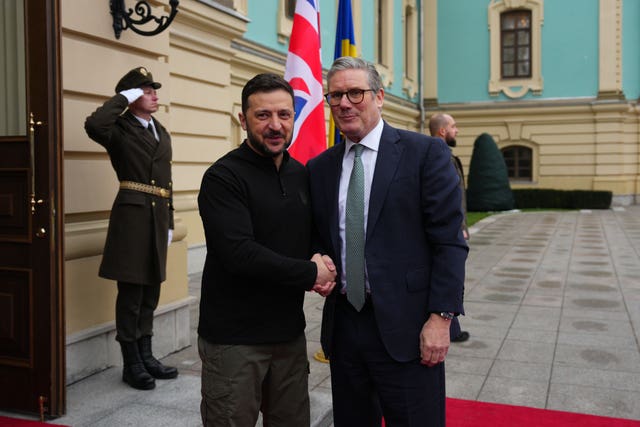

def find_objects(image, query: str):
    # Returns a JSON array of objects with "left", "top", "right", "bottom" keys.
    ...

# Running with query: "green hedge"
[{"left": 512, "top": 189, "right": 612, "bottom": 209}]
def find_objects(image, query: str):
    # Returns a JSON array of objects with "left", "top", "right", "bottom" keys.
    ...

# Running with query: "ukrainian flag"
[{"left": 329, "top": 0, "right": 357, "bottom": 147}]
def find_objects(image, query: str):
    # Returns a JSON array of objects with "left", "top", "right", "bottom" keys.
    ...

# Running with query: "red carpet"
[
  {"left": 380, "top": 398, "right": 640, "bottom": 426},
  {"left": 446, "top": 398, "right": 640, "bottom": 427},
  {"left": 0, "top": 416, "right": 67, "bottom": 427}
]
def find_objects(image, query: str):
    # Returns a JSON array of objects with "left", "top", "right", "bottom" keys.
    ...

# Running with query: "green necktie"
[{"left": 345, "top": 143, "right": 366, "bottom": 311}]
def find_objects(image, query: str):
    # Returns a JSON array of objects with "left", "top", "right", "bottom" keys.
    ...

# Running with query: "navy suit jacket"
[{"left": 307, "top": 122, "right": 468, "bottom": 362}]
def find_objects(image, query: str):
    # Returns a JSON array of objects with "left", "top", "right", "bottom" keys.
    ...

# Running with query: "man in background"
[{"left": 429, "top": 112, "right": 470, "bottom": 343}]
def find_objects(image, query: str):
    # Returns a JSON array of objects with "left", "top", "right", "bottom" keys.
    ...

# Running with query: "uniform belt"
[{"left": 120, "top": 181, "right": 171, "bottom": 198}]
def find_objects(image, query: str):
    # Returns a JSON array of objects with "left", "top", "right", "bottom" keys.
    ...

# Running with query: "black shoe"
[
  {"left": 138, "top": 336, "right": 179, "bottom": 379},
  {"left": 119, "top": 341, "right": 156, "bottom": 390},
  {"left": 451, "top": 331, "right": 470, "bottom": 343}
]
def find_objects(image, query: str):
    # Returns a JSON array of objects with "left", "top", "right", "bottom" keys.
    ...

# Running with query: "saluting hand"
[{"left": 119, "top": 88, "right": 144, "bottom": 104}]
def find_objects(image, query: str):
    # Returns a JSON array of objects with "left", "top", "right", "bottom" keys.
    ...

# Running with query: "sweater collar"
[{"left": 240, "top": 140, "right": 290, "bottom": 169}]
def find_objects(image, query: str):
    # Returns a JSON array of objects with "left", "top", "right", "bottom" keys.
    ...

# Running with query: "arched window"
[{"left": 502, "top": 146, "right": 532, "bottom": 180}]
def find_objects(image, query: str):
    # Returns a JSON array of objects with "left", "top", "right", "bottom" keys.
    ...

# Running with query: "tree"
[{"left": 466, "top": 133, "right": 514, "bottom": 211}]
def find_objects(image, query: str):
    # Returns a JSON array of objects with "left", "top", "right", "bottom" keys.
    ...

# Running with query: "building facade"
[
  {"left": 429, "top": 0, "right": 640, "bottom": 206},
  {"left": 0, "top": 0, "right": 637, "bottom": 416}
]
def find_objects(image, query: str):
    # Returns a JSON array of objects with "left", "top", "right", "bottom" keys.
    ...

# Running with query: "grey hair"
[{"left": 327, "top": 56, "right": 383, "bottom": 93}]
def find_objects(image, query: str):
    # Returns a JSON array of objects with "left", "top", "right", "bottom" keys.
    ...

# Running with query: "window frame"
[
  {"left": 374, "top": 0, "right": 394, "bottom": 88},
  {"left": 501, "top": 144, "right": 535, "bottom": 182},
  {"left": 277, "top": 0, "right": 294, "bottom": 44},
  {"left": 402, "top": 0, "right": 418, "bottom": 98},
  {"left": 488, "top": 0, "right": 543, "bottom": 98}
]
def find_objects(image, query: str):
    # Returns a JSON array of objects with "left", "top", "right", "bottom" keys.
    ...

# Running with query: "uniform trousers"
[
  {"left": 329, "top": 294, "right": 446, "bottom": 427},
  {"left": 115, "top": 281, "right": 161, "bottom": 343}
]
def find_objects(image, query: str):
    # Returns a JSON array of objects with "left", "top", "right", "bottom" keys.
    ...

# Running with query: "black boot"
[
  {"left": 138, "top": 336, "right": 178, "bottom": 379},
  {"left": 119, "top": 341, "right": 155, "bottom": 390}
]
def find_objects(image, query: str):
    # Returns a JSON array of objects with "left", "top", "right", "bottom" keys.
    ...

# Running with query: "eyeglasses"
[{"left": 324, "top": 89, "right": 376, "bottom": 106}]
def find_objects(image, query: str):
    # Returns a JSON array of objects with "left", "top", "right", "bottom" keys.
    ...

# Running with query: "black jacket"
[{"left": 197, "top": 141, "right": 317, "bottom": 344}]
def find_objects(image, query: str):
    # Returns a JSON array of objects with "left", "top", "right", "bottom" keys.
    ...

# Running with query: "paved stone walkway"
[
  {"left": 12, "top": 207, "right": 640, "bottom": 425},
  {"left": 447, "top": 207, "right": 640, "bottom": 420}
]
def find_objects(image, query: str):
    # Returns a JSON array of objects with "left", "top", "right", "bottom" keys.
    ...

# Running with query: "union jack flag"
[{"left": 284, "top": 0, "right": 326, "bottom": 164}]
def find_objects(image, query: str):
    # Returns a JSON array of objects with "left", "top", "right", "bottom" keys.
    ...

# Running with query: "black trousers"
[
  {"left": 449, "top": 316, "right": 461, "bottom": 340},
  {"left": 329, "top": 294, "right": 445, "bottom": 427},
  {"left": 115, "top": 281, "right": 161, "bottom": 343}
]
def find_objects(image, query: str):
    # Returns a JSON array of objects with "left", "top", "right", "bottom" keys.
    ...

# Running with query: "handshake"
[{"left": 310, "top": 253, "right": 337, "bottom": 297}]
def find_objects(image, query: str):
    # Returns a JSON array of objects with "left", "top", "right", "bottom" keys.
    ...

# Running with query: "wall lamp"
[{"left": 110, "top": 0, "right": 179, "bottom": 39}]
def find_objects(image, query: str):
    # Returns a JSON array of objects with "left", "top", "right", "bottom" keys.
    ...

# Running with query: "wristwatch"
[{"left": 438, "top": 312, "right": 455, "bottom": 321}]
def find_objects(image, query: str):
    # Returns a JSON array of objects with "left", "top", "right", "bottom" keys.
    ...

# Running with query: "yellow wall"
[
  {"left": 61, "top": 0, "right": 639, "bottom": 338},
  {"left": 61, "top": 0, "right": 246, "bottom": 335},
  {"left": 431, "top": 101, "right": 639, "bottom": 201}
]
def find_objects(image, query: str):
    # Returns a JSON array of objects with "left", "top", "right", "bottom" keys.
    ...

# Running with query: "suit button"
[
  {"left": 151, "top": 179, "right": 156, "bottom": 185},
  {"left": 152, "top": 201, "right": 156, "bottom": 207}
]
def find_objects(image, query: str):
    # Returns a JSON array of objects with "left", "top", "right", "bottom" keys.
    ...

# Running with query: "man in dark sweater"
[{"left": 197, "top": 73, "right": 336, "bottom": 427}]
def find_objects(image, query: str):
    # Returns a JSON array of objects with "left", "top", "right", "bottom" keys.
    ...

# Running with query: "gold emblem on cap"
[{"left": 139, "top": 67, "right": 148, "bottom": 76}]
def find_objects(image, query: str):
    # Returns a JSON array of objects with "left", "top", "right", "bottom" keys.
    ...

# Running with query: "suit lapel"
[
  {"left": 367, "top": 123, "right": 402, "bottom": 241},
  {"left": 327, "top": 144, "right": 346, "bottom": 257}
]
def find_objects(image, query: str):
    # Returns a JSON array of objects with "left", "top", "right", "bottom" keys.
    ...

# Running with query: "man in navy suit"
[{"left": 307, "top": 57, "right": 468, "bottom": 427}]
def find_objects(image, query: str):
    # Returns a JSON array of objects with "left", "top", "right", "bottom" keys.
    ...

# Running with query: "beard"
[
  {"left": 446, "top": 137, "right": 457, "bottom": 148},
  {"left": 246, "top": 128, "right": 292, "bottom": 157}
]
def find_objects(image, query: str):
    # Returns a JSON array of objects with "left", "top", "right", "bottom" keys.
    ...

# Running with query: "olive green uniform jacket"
[{"left": 85, "top": 94, "right": 174, "bottom": 285}]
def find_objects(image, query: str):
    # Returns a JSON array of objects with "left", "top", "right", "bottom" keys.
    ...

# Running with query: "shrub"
[
  {"left": 513, "top": 189, "right": 612, "bottom": 209},
  {"left": 466, "top": 133, "right": 514, "bottom": 212}
]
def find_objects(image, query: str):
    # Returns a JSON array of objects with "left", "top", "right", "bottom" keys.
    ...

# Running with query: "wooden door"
[{"left": 0, "top": 0, "right": 64, "bottom": 417}]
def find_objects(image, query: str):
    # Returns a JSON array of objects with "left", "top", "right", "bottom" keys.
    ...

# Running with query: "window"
[
  {"left": 402, "top": 1, "right": 418, "bottom": 97},
  {"left": 377, "top": 1, "right": 384, "bottom": 63},
  {"left": 285, "top": 0, "right": 295, "bottom": 19},
  {"left": 502, "top": 146, "right": 532, "bottom": 180},
  {"left": 501, "top": 10, "right": 531, "bottom": 78},
  {"left": 488, "top": 0, "right": 543, "bottom": 98},
  {"left": 277, "top": 0, "right": 294, "bottom": 44},
  {"left": 374, "top": 0, "right": 393, "bottom": 88}
]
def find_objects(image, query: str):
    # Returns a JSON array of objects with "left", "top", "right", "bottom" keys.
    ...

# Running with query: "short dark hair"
[{"left": 241, "top": 73, "right": 294, "bottom": 115}]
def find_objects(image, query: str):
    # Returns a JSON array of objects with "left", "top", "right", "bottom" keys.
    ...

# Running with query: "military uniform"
[
  {"left": 85, "top": 94, "right": 173, "bottom": 285},
  {"left": 84, "top": 67, "right": 177, "bottom": 390}
]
